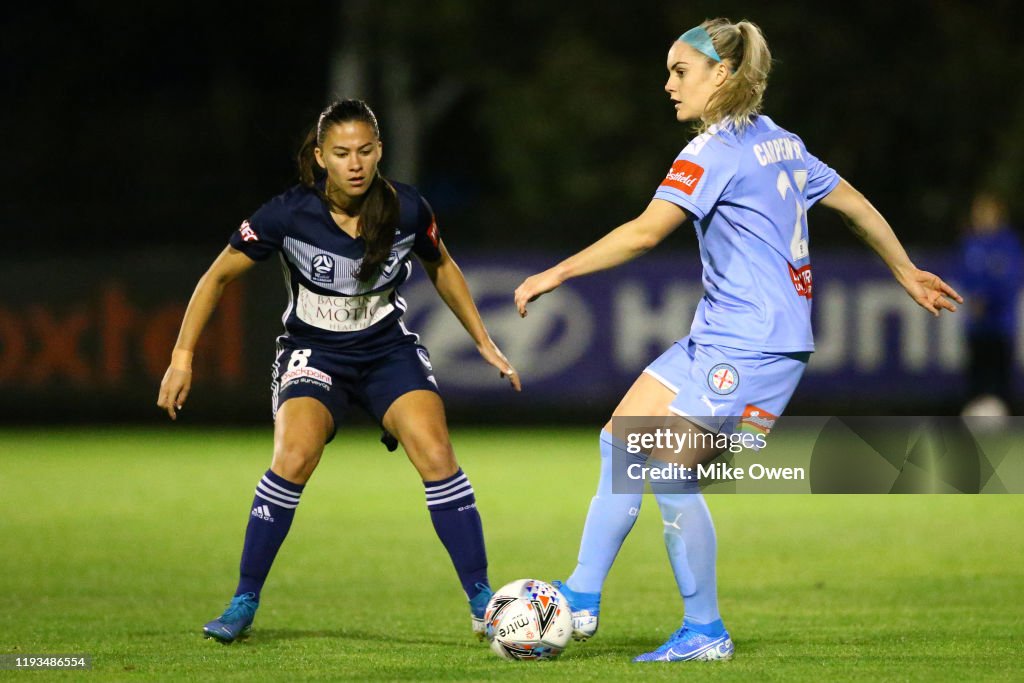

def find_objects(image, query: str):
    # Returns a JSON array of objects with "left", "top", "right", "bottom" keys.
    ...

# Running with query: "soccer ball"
[{"left": 484, "top": 579, "right": 573, "bottom": 660}]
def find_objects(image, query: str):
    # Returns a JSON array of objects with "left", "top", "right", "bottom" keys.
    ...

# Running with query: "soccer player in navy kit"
[
  {"left": 157, "top": 100, "right": 519, "bottom": 643},
  {"left": 515, "top": 18, "right": 962, "bottom": 661}
]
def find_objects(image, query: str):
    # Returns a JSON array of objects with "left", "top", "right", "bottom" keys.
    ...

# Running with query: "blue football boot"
[
  {"left": 633, "top": 624, "right": 734, "bottom": 662},
  {"left": 203, "top": 592, "right": 259, "bottom": 643},
  {"left": 551, "top": 580, "right": 600, "bottom": 641},
  {"left": 468, "top": 583, "right": 492, "bottom": 640}
]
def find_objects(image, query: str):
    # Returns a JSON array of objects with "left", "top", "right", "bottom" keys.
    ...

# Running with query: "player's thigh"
[
  {"left": 271, "top": 397, "right": 334, "bottom": 484},
  {"left": 605, "top": 373, "right": 677, "bottom": 430},
  {"left": 600, "top": 369, "right": 719, "bottom": 469},
  {"left": 609, "top": 342, "right": 724, "bottom": 468},
  {"left": 382, "top": 390, "right": 457, "bottom": 481}
]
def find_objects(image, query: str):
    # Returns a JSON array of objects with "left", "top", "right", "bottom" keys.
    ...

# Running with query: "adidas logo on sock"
[{"left": 251, "top": 504, "right": 274, "bottom": 522}]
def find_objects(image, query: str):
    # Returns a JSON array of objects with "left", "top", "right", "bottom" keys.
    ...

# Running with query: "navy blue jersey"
[
  {"left": 959, "top": 225, "right": 1023, "bottom": 336},
  {"left": 229, "top": 180, "right": 442, "bottom": 357}
]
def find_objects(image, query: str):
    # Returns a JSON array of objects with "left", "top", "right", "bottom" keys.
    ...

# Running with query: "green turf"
[{"left": 1, "top": 427, "right": 1022, "bottom": 681}]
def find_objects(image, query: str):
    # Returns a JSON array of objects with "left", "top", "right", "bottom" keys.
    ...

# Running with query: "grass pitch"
[{"left": 1, "top": 427, "right": 1022, "bottom": 681}]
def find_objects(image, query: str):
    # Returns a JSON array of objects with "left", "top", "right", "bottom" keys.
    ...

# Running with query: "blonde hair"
[{"left": 696, "top": 18, "right": 772, "bottom": 133}]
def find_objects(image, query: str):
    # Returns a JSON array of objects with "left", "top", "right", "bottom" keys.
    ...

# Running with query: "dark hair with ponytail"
[{"left": 297, "top": 99, "right": 399, "bottom": 283}]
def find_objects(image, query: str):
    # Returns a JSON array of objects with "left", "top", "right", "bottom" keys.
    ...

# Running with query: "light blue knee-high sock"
[
  {"left": 651, "top": 474, "right": 723, "bottom": 634},
  {"left": 566, "top": 430, "right": 645, "bottom": 594}
]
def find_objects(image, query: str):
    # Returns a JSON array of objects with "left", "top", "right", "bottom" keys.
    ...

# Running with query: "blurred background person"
[{"left": 960, "top": 190, "right": 1023, "bottom": 416}]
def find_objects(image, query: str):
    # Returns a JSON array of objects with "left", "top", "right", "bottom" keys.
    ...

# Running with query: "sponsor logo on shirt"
[
  {"left": 739, "top": 404, "right": 778, "bottom": 434},
  {"left": 295, "top": 283, "right": 396, "bottom": 333},
  {"left": 788, "top": 263, "right": 813, "bottom": 299},
  {"left": 661, "top": 159, "right": 705, "bottom": 195},
  {"left": 426, "top": 217, "right": 440, "bottom": 248},
  {"left": 239, "top": 220, "right": 258, "bottom": 242},
  {"left": 311, "top": 254, "right": 335, "bottom": 283}
]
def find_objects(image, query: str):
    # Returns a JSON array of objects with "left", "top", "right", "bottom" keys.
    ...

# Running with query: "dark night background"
[
  {"left": 5, "top": 1, "right": 1022, "bottom": 256},
  {"left": 2, "top": 1, "right": 1022, "bottom": 422}
]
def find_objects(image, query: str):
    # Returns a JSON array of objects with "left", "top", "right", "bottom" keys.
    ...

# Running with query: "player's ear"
[
  {"left": 714, "top": 62, "right": 729, "bottom": 86},
  {"left": 314, "top": 146, "right": 327, "bottom": 169}
]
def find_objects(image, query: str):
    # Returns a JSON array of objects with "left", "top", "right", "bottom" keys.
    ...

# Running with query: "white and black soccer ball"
[{"left": 484, "top": 579, "right": 572, "bottom": 660}]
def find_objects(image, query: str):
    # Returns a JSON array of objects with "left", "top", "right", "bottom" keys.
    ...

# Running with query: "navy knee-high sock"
[
  {"left": 424, "top": 469, "right": 489, "bottom": 598},
  {"left": 235, "top": 470, "right": 305, "bottom": 600}
]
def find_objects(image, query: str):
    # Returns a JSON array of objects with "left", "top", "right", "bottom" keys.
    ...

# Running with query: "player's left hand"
[
  {"left": 898, "top": 268, "right": 963, "bottom": 317},
  {"left": 477, "top": 339, "right": 521, "bottom": 392}
]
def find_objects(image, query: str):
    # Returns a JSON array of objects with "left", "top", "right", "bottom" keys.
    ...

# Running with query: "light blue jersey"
[{"left": 653, "top": 115, "right": 839, "bottom": 352}]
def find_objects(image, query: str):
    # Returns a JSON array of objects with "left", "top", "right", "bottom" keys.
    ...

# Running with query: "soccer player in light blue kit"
[{"left": 515, "top": 18, "right": 962, "bottom": 662}]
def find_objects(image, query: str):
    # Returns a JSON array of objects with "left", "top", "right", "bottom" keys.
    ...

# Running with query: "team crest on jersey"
[
  {"left": 661, "top": 159, "right": 705, "bottom": 195},
  {"left": 380, "top": 249, "right": 402, "bottom": 279},
  {"left": 707, "top": 363, "right": 739, "bottom": 395},
  {"left": 311, "top": 253, "right": 335, "bottom": 283}
]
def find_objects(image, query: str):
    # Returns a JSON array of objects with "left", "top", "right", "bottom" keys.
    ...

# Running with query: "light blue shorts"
[{"left": 643, "top": 336, "right": 810, "bottom": 435}]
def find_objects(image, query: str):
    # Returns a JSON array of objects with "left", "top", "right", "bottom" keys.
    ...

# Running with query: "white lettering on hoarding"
[
  {"left": 400, "top": 268, "right": 593, "bottom": 388},
  {"left": 856, "top": 283, "right": 929, "bottom": 372},
  {"left": 396, "top": 265, "right": 1017, "bottom": 392},
  {"left": 612, "top": 282, "right": 701, "bottom": 369},
  {"left": 806, "top": 287, "right": 847, "bottom": 372}
]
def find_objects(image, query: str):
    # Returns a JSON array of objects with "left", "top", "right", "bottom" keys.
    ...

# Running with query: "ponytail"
[
  {"left": 354, "top": 175, "right": 398, "bottom": 282},
  {"left": 697, "top": 18, "right": 772, "bottom": 133},
  {"left": 297, "top": 126, "right": 319, "bottom": 189}
]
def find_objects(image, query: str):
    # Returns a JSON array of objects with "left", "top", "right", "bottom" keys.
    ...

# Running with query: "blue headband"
[{"left": 679, "top": 26, "right": 722, "bottom": 63}]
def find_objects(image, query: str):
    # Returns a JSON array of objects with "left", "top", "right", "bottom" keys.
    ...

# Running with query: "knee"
[
  {"left": 272, "top": 440, "right": 322, "bottom": 483},
  {"left": 653, "top": 484, "right": 702, "bottom": 511},
  {"left": 414, "top": 441, "right": 458, "bottom": 481}
]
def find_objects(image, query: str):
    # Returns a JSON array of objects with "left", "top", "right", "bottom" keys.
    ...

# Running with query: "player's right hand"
[
  {"left": 157, "top": 365, "right": 192, "bottom": 421},
  {"left": 514, "top": 269, "right": 563, "bottom": 317}
]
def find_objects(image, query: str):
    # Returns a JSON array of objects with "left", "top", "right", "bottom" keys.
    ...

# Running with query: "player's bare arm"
[
  {"left": 820, "top": 178, "right": 962, "bottom": 317},
  {"left": 419, "top": 241, "right": 521, "bottom": 391},
  {"left": 157, "top": 246, "right": 257, "bottom": 419},
  {"left": 514, "top": 199, "right": 687, "bottom": 316}
]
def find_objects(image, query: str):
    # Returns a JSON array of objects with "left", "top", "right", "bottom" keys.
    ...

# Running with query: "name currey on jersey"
[{"left": 753, "top": 136, "right": 805, "bottom": 167}]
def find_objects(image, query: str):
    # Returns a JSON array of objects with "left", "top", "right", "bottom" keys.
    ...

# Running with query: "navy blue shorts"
[{"left": 271, "top": 339, "right": 440, "bottom": 448}]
